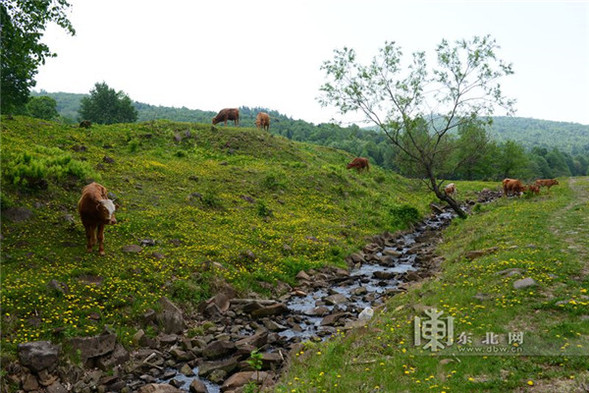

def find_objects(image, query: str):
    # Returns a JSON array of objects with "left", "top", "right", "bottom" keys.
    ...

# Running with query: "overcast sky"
[{"left": 35, "top": 1, "right": 589, "bottom": 125}]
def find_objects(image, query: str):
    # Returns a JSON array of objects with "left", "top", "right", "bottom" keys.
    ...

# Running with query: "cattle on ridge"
[
  {"left": 212, "top": 108, "right": 240, "bottom": 126},
  {"left": 255, "top": 112, "right": 270, "bottom": 131}
]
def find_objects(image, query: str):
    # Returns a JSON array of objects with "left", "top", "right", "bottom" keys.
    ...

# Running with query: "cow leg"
[
  {"left": 85, "top": 224, "right": 96, "bottom": 253},
  {"left": 97, "top": 224, "right": 106, "bottom": 256}
]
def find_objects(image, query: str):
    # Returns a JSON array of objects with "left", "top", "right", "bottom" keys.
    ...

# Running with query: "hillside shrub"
[
  {"left": 389, "top": 204, "right": 420, "bottom": 228},
  {"left": 2, "top": 146, "right": 97, "bottom": 189},
  {"left": 261, "top": 172, "right": 287, "bottom": 190}
]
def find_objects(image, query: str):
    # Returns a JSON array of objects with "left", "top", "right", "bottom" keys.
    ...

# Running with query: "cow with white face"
[{"left": 78, "top": 182, "right": 117, "bottom": 255}]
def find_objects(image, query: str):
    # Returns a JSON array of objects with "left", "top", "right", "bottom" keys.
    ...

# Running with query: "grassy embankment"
[
  {"left": 1, "top": 116, "right": 438, "bottom": 356},
  {"left": 277, "top": 177, "right": 589, "bottom": 392}
]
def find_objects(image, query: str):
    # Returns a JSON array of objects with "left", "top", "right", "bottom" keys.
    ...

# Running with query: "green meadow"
[
  {"left": 1, "top": 117, "right": 587, "bottom": 392},
  {"left": 0, "top": 116, "right": 432, "bottom": 354}
]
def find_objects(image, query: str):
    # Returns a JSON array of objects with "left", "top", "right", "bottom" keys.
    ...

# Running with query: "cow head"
[{"left": 97, "top": 199, "right": 117, "bottom": 225}]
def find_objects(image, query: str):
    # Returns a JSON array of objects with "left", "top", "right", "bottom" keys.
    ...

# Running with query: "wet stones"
[{"left": 18, "top": 341, "right": 60, "bottom": 373}]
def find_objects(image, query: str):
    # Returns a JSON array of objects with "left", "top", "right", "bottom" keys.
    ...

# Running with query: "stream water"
[{"left": 160, "top": 209, "right": 457, "bottom": 392}]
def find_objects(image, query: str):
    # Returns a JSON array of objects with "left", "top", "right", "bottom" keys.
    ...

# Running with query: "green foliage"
[
  {"left": 0, "top": 1, "right": 74, "bottom": 114},
  {"left": 26, "top": 95, "right": 59, "bottom": 120},
  {"left": 318, "top": 35, "right": 515, "bottom": 217},
  {"left": 261, "top": 172, "right": 287, "bottom": 190},
  {"left": 79, "top": 82, "right": 138, "bottom": 124},
  {"left": 256, "top": 200, "right": 273, "bottom": 218},
  {"left": 2, "top": 146, "right": 98, "bottom": 189},
  {"left": 247, "top": 349, "right": 263, "bottom": 371},
  {"left": 388, "top": 204, "right": 420, "bottom": 228},
  {"left": 491, "top": 116, "right": 589, "bottom": 156}
]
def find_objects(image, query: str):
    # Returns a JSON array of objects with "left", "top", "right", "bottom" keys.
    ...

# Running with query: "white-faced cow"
[{"left": 78, "top": 182, "right": 117, "bottom": 255}]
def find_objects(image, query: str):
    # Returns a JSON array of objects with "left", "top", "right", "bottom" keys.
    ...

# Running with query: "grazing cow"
[
  {"left": 255, "top": 112, "right": 270, "bottom": 131},
  {"left": 212, "top": 108, "right": 240, "bottom": 126},
  {"left": 527, "top": 184, "right": 540, "bottom": 195},
  {"left": 346, "top": 157, "right": 370, "bottom": 172},
  {"left": 502, "top": 178, "right": 526, "bottom": 197},
  {"left": 444, "top": 183, "right": 456, "bottom": 196},
  {"left": 78, "top": 182, "right": 117, "bottom": 255},
  {"left": 535, "top": 178, "right": 559, "bottom": 190}
]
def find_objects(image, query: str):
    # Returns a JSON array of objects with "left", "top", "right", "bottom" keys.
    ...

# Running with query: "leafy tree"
[
  {"left": 79, "top": 82, "right": 138, "bottom": 124},
  {"left": 27, "top": 95, "right": 59, "bottom": 120},
  {"left": 319, "top": 35, "right": 514, "bottom": 218},
  {"left": 530, "top": 154, "right": 553, "bottom": 178},
  {"left": 545, "top": 148, "right": 571, "bottom": 177},
  {"left": 1, "top": 1, "right": 75, "bottom": 114},
  {"left": 495, "top": 140, "right": 529, "bottom": 179},
  {"left": 451, "top": 120, "right": 494, "bottom": 180}
]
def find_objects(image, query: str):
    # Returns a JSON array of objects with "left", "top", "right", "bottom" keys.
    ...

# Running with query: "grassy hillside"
[
  {"left": 0, "top": 116, "right": 434, "bottom": 353},
  {"left": 277, "top": 177, "right": 589, "bottom": 392}
]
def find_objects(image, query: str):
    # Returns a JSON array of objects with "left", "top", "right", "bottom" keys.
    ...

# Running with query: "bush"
[
  {"left": 261, "top": 173, "right": 286, "bottom": 190},
  {"left": 389, "top": 204, "right": 420, "bottom": 228},
  {"left": 2, "top": 146, "right": 97, "bottom": 189},
  {"left": 256, "top": 200, "right": 273, "bottom": 218}
]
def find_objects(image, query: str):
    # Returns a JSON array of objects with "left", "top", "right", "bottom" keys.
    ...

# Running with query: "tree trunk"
[
  {"left": 438, "top": 192, "right": 468, "bottom": 219},
  {"left": 428, "top": 176, "right": 468, "bottom": 219}
]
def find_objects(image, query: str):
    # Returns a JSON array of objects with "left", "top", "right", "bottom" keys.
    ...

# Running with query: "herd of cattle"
[
  {"left": 76, "top": 112, "right": 560, "bottom": 255},
  {"left": 443, "top": 178, "right": 558, "bottom": 198},
  {"left": 501, "top": 177, "right": 559, "bottom": 196},
  {"left": 211, "top": 108, "right": 270, "bottom": 131}
]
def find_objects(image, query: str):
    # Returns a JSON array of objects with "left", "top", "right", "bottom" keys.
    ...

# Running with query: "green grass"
[
  {"left": 1, "top": 116, "right": 434, "bottom": 355},
  {"left": 277, "top": 177, "right": 589, "bottom": 392}
]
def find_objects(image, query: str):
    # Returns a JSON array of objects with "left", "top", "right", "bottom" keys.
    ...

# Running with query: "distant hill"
[
  {"left": 32, "top": 91, "right": 589, "bottom": 157},
  {"left": 490, "top": 116, "right": 589, "bottom": 156}
]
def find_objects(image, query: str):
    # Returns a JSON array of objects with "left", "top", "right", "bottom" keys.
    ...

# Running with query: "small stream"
[{"left": 159, "top": 208, "right": 457, "bottom": 391}]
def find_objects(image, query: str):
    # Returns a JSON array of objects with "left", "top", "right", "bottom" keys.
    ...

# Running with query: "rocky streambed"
[{"left": 6, "top": 191, "right": 501, "bottom": 393}]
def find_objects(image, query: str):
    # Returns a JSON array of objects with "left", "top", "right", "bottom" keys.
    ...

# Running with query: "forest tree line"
[{"left": 28, "top": 90, "right": 589, "bottom": 180}]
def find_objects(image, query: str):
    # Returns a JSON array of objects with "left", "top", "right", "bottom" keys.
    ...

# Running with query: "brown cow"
[
  {"left": 502, "top": 178, "right": 526, "bottom": 197},
  {"left": 535, "top": 178, "right": 559, "bottom": 190},
  {"left": 78, "top": 182, "right": 117, "bottom": 255},
  {"left": 527, "top": 184, "right": 540, "bottom": 195},
  {"left": 212, "top": 108, "right": 239, "bottom": 126},
  {"left": 346, "top": 157, "right": 370, "bottom": 172},
  {"left": 444, "top": 183, "right": 456, "bottom": 196},
  {"left": 255, "top": 112, "right": 270, "bottom": 131}
]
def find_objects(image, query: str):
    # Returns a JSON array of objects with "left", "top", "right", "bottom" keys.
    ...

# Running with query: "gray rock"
[
  {"left": 250, "top": 303, "right": 288, "bottom": 318},
  {"left": 202, "top": 340, "right": 236, "bottom": 360},
  {"left": 198, "top": 357, "right": 239, "bottom": 378},
  {"left": 324, "top": 293, "right": 347, "bottom": 305},
  {"left": 18, "top": 341, "right": 60, "bottom": 372},
  {"left": 3, "top": 207, "right": 33, "bottom": 222},
  {"left": 46, "top": 382, "right": 68, "bottom": 393},
  {"left": 513, "top": 277, "right": 538, "bottom": 289},
  {"left": 122, "top": 244, "right": 143, "bottom": 253},
  {"left": 189, "top": 379, "right": 208, "bottom": 393},
  {"left": 320, "top": 312, "right": 348, "bottom": 326},
  {"left": 157, "top": 297, "right": 185, "bottom": 334},
  {"left": 138, "top": 384, "right": 182, "bottom": 393},
  {"left": 69, "top": 333, "right": 116, "bottom": 364},
  {"left": 96, "top": 343, "right": 129, "bottom": 370},
  {"left": 180, "top": 363, "right": 194, "bottom": 376}
]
